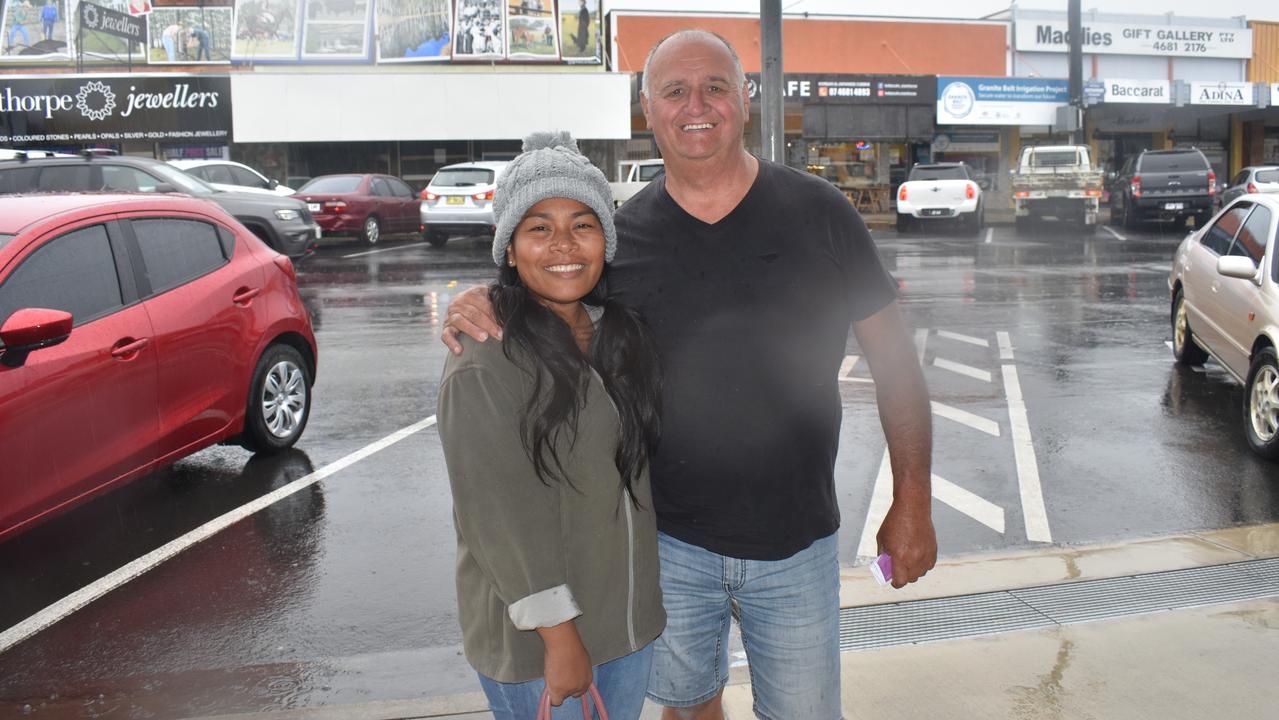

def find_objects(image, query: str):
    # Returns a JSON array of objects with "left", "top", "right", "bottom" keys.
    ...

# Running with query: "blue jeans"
[
  {"left": 648, "top": 532, "right": 842, "bottom": 720},
  {"left": 479, "top": 642, "right": 653, "bottom": 720}
]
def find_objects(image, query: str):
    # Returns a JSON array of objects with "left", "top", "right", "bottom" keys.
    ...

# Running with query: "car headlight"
[{"left": 274, "top": 209, "right": 301, "bottom": 221}]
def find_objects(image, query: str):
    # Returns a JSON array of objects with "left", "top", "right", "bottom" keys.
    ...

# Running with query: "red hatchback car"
[
  {"left": 293, "top": 174, "right": 421, "bottom": 246},
  {"left": 0, "top": 194, "right": 318, "bottom": 541}
]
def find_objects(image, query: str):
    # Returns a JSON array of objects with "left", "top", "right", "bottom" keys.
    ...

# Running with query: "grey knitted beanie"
[{"left": 491, "top": 131, "right": 616, "bottom": 266}]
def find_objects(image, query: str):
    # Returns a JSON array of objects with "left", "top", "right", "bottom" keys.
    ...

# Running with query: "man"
[
  {"left": 161, "top": 20, "right": 185, "bottom": 62},
  {"left": 39, "top": 0, "right": 55, "bottom": 43},
  {"left": 190, "top": 24, "right": 211, "bottom": 61},
  {"left": 6, "top": 0, "right": 31, "bottom": 53},
  {"left": 443, "top": 30, "right": 935, "bottom": 719},
  {"left": 571, "top": 0, "right": 589, "bottom": 53}
]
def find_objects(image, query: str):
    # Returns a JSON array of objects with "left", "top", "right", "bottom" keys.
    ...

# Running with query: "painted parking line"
[
  {"left": 932, "top": 401, "right": 1001, "bottom": 437},
  {"left": 997, "top": 332, "right": 1015, "bottom": 361},
  {"left": 0, "top": 416, "right": 439, "bottom": 654},
  {"left": 1102, "top": 226, "right": 1127, "bottom": 242},
  {"left": 342, "top": 242, "right": 433, "bottom": 259},
  {"left": 984, "top": 228, "right": 994, "bottom": 244},
  {"left": 933, "top": 357, "right": 993, "bottom": 382},
  {"left": 839, "top": 355, "right": 859, "bottom": 378},
  {"left": 937, "top": 330, "right": 989, "bottom": 348},
  {"left": 932, "top": 474, "right": 1006, "bottom": 533},
  {"left": 1002, "top": 365, "right": 1052, "bottom": 543}
]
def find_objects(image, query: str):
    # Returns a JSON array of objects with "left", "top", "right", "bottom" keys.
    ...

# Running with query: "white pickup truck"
[
  {"left": 1011, "top": 145, "right": 1103, "bottom": 231},
  {"left": 895, "top": 162, "right": 984, "bottom": 235},
  {"left": 610, "top": 159, "right": 664, "bottom": 206}
]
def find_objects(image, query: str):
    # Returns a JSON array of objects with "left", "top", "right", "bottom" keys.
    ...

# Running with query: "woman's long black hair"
[{"left": 490, "top": 265, "right": 661, "bottom": 503}]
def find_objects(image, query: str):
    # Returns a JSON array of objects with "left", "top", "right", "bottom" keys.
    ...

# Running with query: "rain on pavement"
[{"left": 2, "top": 219, "right": 1276, "bottom": 717}]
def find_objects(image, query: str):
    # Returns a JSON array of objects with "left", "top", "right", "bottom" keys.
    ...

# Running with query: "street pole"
[
  {"left": 1067, "top": 0, "right": 1083, "bottom": 145},
  {"left": 760, "top": 0, "right": 784, "bottom": 163}
]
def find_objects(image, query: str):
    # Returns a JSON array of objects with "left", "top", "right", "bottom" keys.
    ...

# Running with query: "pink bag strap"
[{"left": 536, "top": 683, "right": 608, "bottom": 720}]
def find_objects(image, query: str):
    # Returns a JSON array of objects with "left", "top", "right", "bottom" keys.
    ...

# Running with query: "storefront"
[{"left": 1008, "top": 7, "right": 1255, "bottom": 177}]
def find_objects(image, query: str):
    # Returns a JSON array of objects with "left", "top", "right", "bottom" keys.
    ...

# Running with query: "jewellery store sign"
[{"left": 0, "top": 75, "right": 231, "bottom": 145}]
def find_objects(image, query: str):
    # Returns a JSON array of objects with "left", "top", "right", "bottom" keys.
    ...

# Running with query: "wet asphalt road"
[{"left": 1, "top": 220, "right": 1276, "bottom": 717}]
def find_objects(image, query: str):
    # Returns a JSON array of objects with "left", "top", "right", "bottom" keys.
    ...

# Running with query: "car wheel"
[
  {"left": 241, "top": 343, "right": 312, "bottom": 455},
  {"left": 1171, "top": 290, "right": 1209, "bottom": 365},
  {"left": 427, "top": 231, "right": 448, "bottom": 248},
  {"left": 361, "top": 216, "right": 381, "bottom": 246},
  {"left": 1244, "top": 347, "right": 1279, "bottom": 460},
  {"left": 1108, "top": 202, "right": 1121, "bottom": 226},
  {"left": 895, "top": 213, "right": 912, "bottom": 234},
  {"left": 966, "top": 205, "right": 984, "bottom": 236},
  {"left": 1122, "top": 200, "right": 1139, "bottom": 230}
]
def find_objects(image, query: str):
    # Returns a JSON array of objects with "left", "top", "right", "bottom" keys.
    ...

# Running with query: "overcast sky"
[{"left": 608, "top": 0, "right": 1278, "bottom": 23}]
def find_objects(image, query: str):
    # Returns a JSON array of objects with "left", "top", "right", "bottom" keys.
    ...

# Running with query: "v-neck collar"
[{"left": 657, "top": 156, "right": 768, "bottom": 231}]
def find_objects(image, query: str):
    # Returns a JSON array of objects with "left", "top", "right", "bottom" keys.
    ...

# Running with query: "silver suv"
[{"left": 420, "top": 161, "right": 508, "bottom": 248}]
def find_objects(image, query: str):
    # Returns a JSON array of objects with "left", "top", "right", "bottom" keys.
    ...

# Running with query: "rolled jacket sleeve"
[{"left": 438, "top": 364, "right": 582, "bottom": 630}]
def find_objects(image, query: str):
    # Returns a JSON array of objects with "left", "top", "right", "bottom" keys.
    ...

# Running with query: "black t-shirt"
[{"left": 610, "top": 158, "right": 897, "bottom": 560}]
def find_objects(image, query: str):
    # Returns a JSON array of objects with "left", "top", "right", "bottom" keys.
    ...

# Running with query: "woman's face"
[{"left": 508, "top": 197, "right": 605, "bottom": 320}]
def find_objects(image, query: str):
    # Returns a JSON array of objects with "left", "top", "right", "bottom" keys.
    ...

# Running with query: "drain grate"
[{"left": 839, "top": 558, "right": 1279, "bottom": 652}]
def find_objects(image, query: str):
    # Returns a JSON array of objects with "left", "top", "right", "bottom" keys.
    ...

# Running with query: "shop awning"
[{"left": 231, "top": 72, "right": 632, "bottom": 143}]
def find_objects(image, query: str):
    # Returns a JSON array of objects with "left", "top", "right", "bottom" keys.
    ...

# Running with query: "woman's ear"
[{"left": 506, "top": 247, "right": 516, "bottom": 267}]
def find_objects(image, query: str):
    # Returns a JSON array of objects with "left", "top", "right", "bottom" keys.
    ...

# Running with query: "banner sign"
[
  {"left": 744, "top": 74, "right": 935, "bottom": 104},
  {"left": 936, "top": 76, "right": 1069, "bottom": 125},
  {"left": 80, "top": 1, "right": 146, "bottom": 43},
  {"left": 1101, "top": 78, "right": 1170, "bottom": 104},
  {"left": 0, "top": 74, "right": 231, "bottom": 144},
  {"left": 1015, "top": 20, "right": 1251, "bottom": 59},
  {"left": 1190, "top": 81, "right": 1254, "bottom": 106}
]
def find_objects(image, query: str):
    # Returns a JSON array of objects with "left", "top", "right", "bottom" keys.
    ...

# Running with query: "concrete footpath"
[{"left": 193, "top": 523, "right": 1279, "bottom": 720}]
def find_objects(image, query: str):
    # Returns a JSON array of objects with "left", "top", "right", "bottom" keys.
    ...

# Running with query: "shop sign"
[
  {"left": 1271, "top": 84, "right": 1279, "bottom": 107},
  {"left": 744, "top": 74, "right": 935, "bottom": 104},
  {"left": 1102, "top": 79, "right": 1170, "bottom": 104},
  {"left": 1190, "top": 81, "right": 1254, "bottom": 106},
  {"left": 1014, "top": 20, "right": 1251, "bottom": 59},
  {"left": 936, "top": 76, "right": 1069, "bottom": 126},
  {"left": 931, "top": 132, "right": 1000, "bottom": 153},
  {"left": 80, "top": 2, "right": 146, "bottom": 44},
  {"left": 0, "top": 75, "right": 231, "bottom": 145}
]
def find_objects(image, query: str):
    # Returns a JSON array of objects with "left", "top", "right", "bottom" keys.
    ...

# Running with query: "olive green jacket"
[{"left": 437, "top": 335, "right": 664, "bottom": 683}]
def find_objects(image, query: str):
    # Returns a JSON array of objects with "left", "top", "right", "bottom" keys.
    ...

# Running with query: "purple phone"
[{"left": 869, "top": 553, "right": 893, "bottom": 585}]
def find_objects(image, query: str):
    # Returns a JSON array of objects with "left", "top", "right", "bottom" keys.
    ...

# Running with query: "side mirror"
[
  {"left": 154, "top": 182, "right": 178, "bottom": 194},
  {"left": 1, "top": 308, "right": 73, "bottom": 367},
  {"left": 1217, "top": 255, "right": 1260, "bottom": 282},
  {"left": 268, "top": 179, "right": 279, "bottom": 189}
]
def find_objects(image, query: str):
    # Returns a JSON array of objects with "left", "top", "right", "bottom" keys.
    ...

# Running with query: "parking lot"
[{"left": 1, "top": 220, "right": 1277, "bottom": 717}]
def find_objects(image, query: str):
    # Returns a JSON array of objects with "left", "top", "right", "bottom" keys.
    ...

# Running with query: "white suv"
[
  {"left": 419, "top": 161, "right": 509, "bottom": 248},
  {"left": 170, "top": 160, "right": 295, "bottom": 197}
]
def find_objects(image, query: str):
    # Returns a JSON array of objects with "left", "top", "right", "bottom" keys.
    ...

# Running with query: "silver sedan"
[{"left": 1169, "top": 194, "right": 1279, "bottom": 460}]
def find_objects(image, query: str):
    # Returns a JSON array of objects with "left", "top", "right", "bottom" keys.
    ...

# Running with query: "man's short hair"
[{"left": 640, "top": 29, "right": 746, "bottom": 98}]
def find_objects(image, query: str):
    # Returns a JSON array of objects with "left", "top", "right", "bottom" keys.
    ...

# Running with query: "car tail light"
[
  {"left": 1207, "top": 171, "right": 1216, "bottom": 195},
  {"left": 273, "top": 255, "right": 297, "bottom": 283},
  {"left": 1014, "top": 191, "right": 1030, "bottom": 198},
  {"left": 1131, "top": 175, "right": 1142, "bottom": 198},
  {"left": 423, "top": 190, "right": 438, "bottom": 201},
  {"left": 965, "top": 183, "right": 976, "bottom": 200},
  {"left": 324, "top": 200, "right": 347, "bottom": 212},
  {"left": 1085, "top": 189, "right": 1102, "bottom": 197},
  {"left": 1247, "top": 182, "right": 1258, "bottom": 194},
  {"left": 472, "top": 190, "right": 494, "bottom": 201},
  {"left": 898, "top": 185, "right": 908, "bottom": 201}
]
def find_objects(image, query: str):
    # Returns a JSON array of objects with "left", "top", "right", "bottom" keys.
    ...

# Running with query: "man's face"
[{"left": 641, "top": 35, "right": 748, "bottom": 165}]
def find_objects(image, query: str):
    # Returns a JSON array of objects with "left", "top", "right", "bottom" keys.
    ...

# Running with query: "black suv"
[
  {"left": 0, "top": 155, "right": 320, "bottom": 258},
  {"left": 1109, "top": 149, "right": 1215, "bottom": 229}
]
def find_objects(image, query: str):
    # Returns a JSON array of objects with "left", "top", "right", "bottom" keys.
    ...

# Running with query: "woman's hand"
[
  {"left": 443, "top": 285, "right": 501, "bottom": 354},
  {"left": 536, "top": 621, "right": 592, "bottom": 706}
]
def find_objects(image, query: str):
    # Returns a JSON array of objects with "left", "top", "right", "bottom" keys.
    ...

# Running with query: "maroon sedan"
[
  {"left": 0, "top": 194, "right": 317, "bottom": 541},
  {"left": 293, "top": 174, "right": 421, "bottom": 246}
]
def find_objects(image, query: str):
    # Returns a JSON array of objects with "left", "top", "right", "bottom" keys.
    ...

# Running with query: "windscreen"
[
  {"left": 1029, "top": 150, "right": 1079, "bottom": 167},
  {"left": 299, "top": 176, "right": 363, "bottom": 193},
  {"left": 910, "top": 166, "right": 967, "bottom": 181},
  {"left": 0, "top": 233, "right": 12, "bottom": 250},
  {"left": 1256, "top": 170, "right": 1279, "bottom": 184},
  {"left": 1140, "top": 153, "right": 1204, "bottom": 173},
  {"left": 638, "top": 164, "right": 665, "bottom": 181},
  {"left": 431, "top": 168, "right": 495, "bottom": 187}
]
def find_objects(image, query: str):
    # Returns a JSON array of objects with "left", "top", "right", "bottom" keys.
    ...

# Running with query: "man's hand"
[
  {"left": 442, "top": 285, "right": 501, "bottom": 355},
  {"left": 877, "top": 497, "right": 937, "bottom": 588},
  {"left": 537, "top": 621, "right": 592, "bottom": 706}
]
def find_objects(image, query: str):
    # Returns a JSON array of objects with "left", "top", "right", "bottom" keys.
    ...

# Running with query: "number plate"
[
  {"left": 922, "top": 208, "right": 947, "bottom": 216},
  {"left": 307, "top": 203, "right": 321, "bottom": 212},
  {"left": 1164, "top": 202, "right": 1185, "bottom": 210},
  {"left": 447, "top": 196, "right": 465, "bottom": 205},
  {"left": 314, "top": 226, "right": 322, "bottom": 239}
]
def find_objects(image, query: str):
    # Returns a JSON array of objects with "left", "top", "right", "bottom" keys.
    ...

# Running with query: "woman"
[{"left": 437, "top": 132, "right": 664, "bottom": 719}]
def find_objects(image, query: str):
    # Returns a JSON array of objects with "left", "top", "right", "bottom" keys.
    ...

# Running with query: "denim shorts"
[
  {"left": 479, "top": 642, "right": 653, "bottom": 720},
  {"left": 647, "top": 532, "right": 841, "bottom": 720}
]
